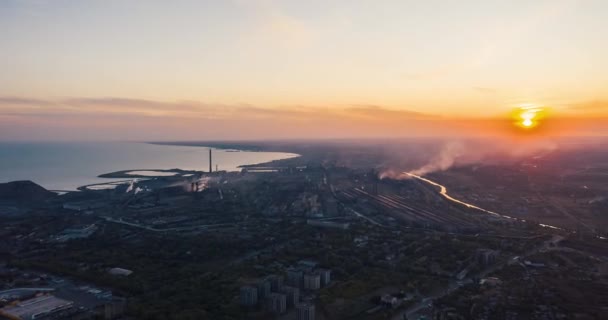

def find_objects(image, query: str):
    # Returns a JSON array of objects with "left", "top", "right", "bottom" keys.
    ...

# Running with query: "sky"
[{"left": 1, "top": 0, "right": 607, "bottom": 141}]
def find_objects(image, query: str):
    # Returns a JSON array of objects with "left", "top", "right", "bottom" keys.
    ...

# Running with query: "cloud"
[
  {"left": 0, "top": 96, "right": 438, "bottom": 122},
  {"left": 67, "top": 97, "right": 168, "bottom": 108},
  {"left": 236, "top": 105, "right": 317, "bottom": 119},
  {"left": 0, "top": 96, "right": 56, "bottom": 106},
  {"left": 345, "top": 105, "right": 437, "bottom": 121},
  {"left": 0, "top": 96, "right": 247, "bottom": 118},
  {"left": 5, "top": 96, "right": 608, "bottom": 124},
  {"left": 65, "top": 97, "right": 226, "bottom": 112},
  {"left": 565, "top": 101, "right": 608, "bottom": 113}
]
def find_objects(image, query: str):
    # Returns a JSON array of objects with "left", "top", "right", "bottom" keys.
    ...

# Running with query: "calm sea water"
[{"left": 0, "top": 142, "right": 297, "bottom": 190}]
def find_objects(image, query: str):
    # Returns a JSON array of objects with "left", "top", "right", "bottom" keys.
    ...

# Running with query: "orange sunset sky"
[{"left": 1, "top": 0, "right": 607, "bottom": 141}]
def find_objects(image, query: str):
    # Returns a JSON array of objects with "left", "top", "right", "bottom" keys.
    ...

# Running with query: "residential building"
[
  {"left": 317, "top": 268, "right": 331, "bottom": 287},
  {"left": 303, "top": 273, "right": 321, "bottom": 290},
  {"left": 296, "top": 303, "right": 315, "bottom": 320},
  {"left": 266, "top": 293, "right": 286, "bottom": 314},
  {"left": 280, "top": 286, "right": 299, "bottom": 307},
  {"left": 240, "top": 286, "right": 258, "bottom": 307},
  {"left": 287, "top": 268, "right": 304, "bottom": 288}
]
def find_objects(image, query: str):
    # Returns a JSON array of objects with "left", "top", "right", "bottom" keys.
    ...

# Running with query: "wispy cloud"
[
  {"left": 0, "top": 96, "right": 56, "bottom": 106},
  {"left": 565, "top": 100, "right": 608, "bottom": 113},
  {"left": 0, "top": 97, "right": 242, "bottom": 118},
  {"left": 0, "top": 96, "right": 438, "bottom": 121}
]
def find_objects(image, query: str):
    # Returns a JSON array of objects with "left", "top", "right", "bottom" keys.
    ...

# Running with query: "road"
[
  {"left": 347, "top": 208, "right": 387, "bottom": 227},
  {"left": 101, "top": 216, "right": 234, "bottom": 232}
]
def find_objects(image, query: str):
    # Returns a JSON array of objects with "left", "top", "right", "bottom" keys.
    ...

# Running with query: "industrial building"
[
  {"left": 306, "top": 219, "right": 350, "bottom": 230},
  {"left": 54, "top": 224, "right": 98, "bottom": 242},
  {"left": 0, "top": 295, "right": 73, "bottom": 320},
  {"left": 63, "top": 201, "right": 107, "bottom": 212},
  {"left": 107, "top": 267, "right": 133, "bottom": 277},
  {"left": 475, "top": 249, "right": 499, "bottom": 266}
]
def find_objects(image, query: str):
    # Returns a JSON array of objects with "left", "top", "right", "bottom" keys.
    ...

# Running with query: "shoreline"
[
  {"left": 97, "top": 168, "right": 199, "bottom": 179},
  {"left": 146, "top": 141, "right": 302, "bottom": 169},
  {"left": 1, "top": 141, "right": 301, "bottom": 193}
]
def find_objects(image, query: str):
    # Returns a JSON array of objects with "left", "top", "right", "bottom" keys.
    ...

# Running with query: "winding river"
[{"left": 404, "top": 172, "right": 564, "bottom": 231}]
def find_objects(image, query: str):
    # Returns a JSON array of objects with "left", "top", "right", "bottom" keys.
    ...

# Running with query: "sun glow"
[{"left": 513, "top": 105, "right": 546, "bottom": 130}]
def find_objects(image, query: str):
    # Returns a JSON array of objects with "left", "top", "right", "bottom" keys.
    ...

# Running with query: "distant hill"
[{"left": 0, "top": 180, "right": 56, "bottom": 203}]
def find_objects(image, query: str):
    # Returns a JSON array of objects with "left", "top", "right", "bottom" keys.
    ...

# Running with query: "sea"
[{"left": 0, "top": 142, "right": 298, "bottom": 191}]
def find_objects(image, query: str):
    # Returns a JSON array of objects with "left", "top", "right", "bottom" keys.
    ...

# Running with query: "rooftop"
[{"left": 0, "top": 295, "right": 73, "bottom": 320}]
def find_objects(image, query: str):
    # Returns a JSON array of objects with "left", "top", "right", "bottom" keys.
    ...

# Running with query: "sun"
[{"left": 512, "top": 104, "right": 546, "bottom": 130}]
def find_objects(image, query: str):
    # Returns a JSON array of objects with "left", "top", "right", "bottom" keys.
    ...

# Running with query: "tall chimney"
[{"left": 209, "top": 149, "right": 212, "bottom": 173}]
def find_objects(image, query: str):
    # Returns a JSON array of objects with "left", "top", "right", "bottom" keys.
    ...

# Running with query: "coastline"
[
  {"left": 146, "top": 141, "right": 302, "bottom": 169},
  {"left": 97, "top": 168, "right": 198, "bottom": 179},
  {"left": 1, "top": 141, "right": 300, "bottom": 192}
]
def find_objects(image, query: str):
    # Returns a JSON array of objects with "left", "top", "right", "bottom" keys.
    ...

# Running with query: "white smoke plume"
[
  {"left": 379, "top": 138, "right": 559, "bottom": 179},
  {"left": 410, "top": 141, "right": 465, "bottom": 176},
  {"left": 125, "top": 180, "right": 135, "bottom": 193}
]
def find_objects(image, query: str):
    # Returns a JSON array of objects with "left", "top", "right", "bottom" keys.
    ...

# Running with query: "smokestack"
[{"left": 209, "top": 149, "right": 212, "bottom": 173}]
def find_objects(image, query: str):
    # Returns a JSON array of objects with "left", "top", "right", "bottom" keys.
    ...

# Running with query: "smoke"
[
  {"left": 378, "top": 141, "right": 467, "bottom": 179},
  {"left": 379, "top": 169, "right": 412, "bottom": 180},
  {"left": 379, "top": 138, "right": 559, "bottom": 179},
  {"left": 125, "top": 180, "right": 135, "bottom": 193},
  {"left": 410, "top": 141, "right": 465, "bottom": 176}
]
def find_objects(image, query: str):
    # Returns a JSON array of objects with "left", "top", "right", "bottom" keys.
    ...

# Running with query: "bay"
[{"left": 0, "top": 142, "right": 297, "bottom": 190}]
